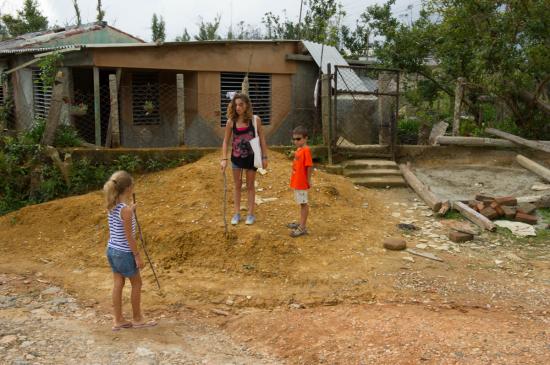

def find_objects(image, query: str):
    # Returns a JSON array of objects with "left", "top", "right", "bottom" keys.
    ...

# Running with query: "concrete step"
[
  {"left": 351, "top": 176, "right": 407, "bottom": 188},
  {"left": 344, "top": 168, "right": 403, "bottom": 178},
  {"left": 343, "top": 159, "right": 399, "bottom": 170}
]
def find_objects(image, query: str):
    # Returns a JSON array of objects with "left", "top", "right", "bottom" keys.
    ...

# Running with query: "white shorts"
[{"left": 294, "top": 190, "right": 308, "bottom": 204}]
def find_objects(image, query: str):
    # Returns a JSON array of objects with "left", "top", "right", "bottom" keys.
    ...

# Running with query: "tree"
[
  {"left": 195, "top": 15, "right": 222, "bottom": 41},
  {"left": 367, "top": 0, "right": 550, "bottom": 135},
  {"left": 96, "top": 0, "right": 105, "bottom": 22},
  {"left": 262, "top": 11, "right": 299, "bottom": 39},
  {"left": 341, "top": 11, "right": 371, "bottom": 57},
  {"left": 227, "top": 21, "right": 263, "bottom": 40},
  {"left": 72, "top": 0, "right": 81, "bottom": 26},
  {"left": 1, "top": 0, "right": 48, "bottom": 37},
  {"left": 151, "top": 14, "right": 166, "bottom": 42},
  {"left": 175, "top": 28, "right": 191, "bottom": 42}
]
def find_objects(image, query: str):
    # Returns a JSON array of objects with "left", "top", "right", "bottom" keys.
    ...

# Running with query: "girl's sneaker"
[
  {"left": 231, "top": 213, "right": 240, "bottom": 225},
  {"left": 245, "top": 215, "right": 256, "bottom": 225},
  {"left": 290, "top": 226, "right": 308, "bottom": 237}
]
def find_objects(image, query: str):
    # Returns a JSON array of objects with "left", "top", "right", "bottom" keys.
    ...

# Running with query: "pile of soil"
[{"left": 0, "top": 151, "right": 400, "bottom": 309}]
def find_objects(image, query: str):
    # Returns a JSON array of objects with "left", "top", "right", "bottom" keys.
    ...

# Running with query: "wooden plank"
[
  {"left": 516, "top": 154, "right": 550, "bottom": 182},
  {"left": 399, "top": 163, "right": 443, "bottom": 212},
  {"left": 486, "top": 128, "right": 550, "bottom": 153},
  {"left": 93, "top": 67, "right": 101, "bottom": 146},
  {"left": 4, "top": 58, "right": 41, "bottom": 75},
  {"left": 437, "top": 136, "right": 517, "bottom": 147},
  {"left": 452, "top": 77, "right": 465, "bottom": 136},
  {"left": 40, "top": 71, "right": 65, "bottom": 146},
  {"left": 406, "top": 249, "right": 444, "bottom": 262},
  {"left": 176, "top": 74, "right": 185, "bottom": 145},
  {"left": 453, "top": 201, "right": 496, "bottom": 231}
]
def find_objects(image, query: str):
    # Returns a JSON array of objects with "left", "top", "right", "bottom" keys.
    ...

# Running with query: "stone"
[
  {"left": 383, "top": 238, "right": 407, "bottom": 251},
  {"left": 135, "top": 347, "right": 155, "bottom": 357},
  {"left": 415, "top": 243, "right": 428, "bottom": 249},
  {"left": 449, "top": 231, "right": 474, "bottom": 243},
  {"left": 41, "top": 286, "right": 61, "bottom": 295}
]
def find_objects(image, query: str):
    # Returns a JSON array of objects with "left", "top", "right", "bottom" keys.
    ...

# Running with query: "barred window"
[
  {"left": 220, "top": 72, "right": 271, "bottom": 126},
  {"left": 132, "top": 72, "right": 160, "bottom": 125},
  {"left": 32, "top": 69, "right": 52, "bottom": 120}
]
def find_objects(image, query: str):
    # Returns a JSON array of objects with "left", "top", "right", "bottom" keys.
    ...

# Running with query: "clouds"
[{"left": 1, "top": 0, "right": 417, "bottom": 42}]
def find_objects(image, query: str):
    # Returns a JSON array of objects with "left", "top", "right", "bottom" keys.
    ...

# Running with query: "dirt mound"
[{"left": 0, "top": 151, "right": 400, "bottom": 309}]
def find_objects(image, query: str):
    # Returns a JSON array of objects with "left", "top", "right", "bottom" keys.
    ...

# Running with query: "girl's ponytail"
[{"left": 103, "top": 170, "right": 134, "bottom": 210}]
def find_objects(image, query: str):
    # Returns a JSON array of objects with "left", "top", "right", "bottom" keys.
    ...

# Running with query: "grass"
[{"left": 442, "top": 210, "right": 463, "bottom": 220}]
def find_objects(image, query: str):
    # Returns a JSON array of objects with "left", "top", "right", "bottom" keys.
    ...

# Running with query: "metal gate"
[{"left": 331, "top": 65, "right": 400, "bottom": 160}]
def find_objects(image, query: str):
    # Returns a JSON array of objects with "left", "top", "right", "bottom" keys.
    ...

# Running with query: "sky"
[{"left": 0, "top": 0, "right": 421, "bottom": 41}]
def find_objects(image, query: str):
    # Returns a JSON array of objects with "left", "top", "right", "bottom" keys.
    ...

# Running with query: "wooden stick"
[
  {"left": 437, "top": 136, "right": 516, "bottom": 147},
  {"left": 399, "top": 163, "right": 443, "bottom": 212},
  {"left": 453, "top": 201, "right": 496, "bottom": 231},
  {"left": 516, "top": 154, "right": 550, "bottom": 182},
  {"left": 485, "top": 128, "right": 550, "bottom": 153}
]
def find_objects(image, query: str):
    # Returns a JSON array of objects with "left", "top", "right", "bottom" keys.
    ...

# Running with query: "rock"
[
  {"left": 135, "top": 346, "right": 155, "bottom": 357},
  {"left": 449, "top": 231, "right": 474, "bottom": 243},
  {"left": 402, "top": 256, "right": 415, "bottom": 263},
  {"left": 0, "top": 335, "right": 18, "bottom": 345},
  {"left": 397, "top": 223, "right": 418, "bottom": 231},
  {"left": 211, "top": 309, "right": 230, "bottom": 316},
  {"left": 41, "top": 286, "right": 61, "bottom": 295},
  {"left": 383, "top": 238, "right": 407, "bottom": 251},
  {"left": 517, "top": 203, "right": 537, "bottom": 215},
  {"left": 289, "top": 303, "right": 305, "bottom": 309}
]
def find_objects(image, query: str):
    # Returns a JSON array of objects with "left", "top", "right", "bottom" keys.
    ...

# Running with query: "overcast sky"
[{"left": 0, "top": 0, "right": 420, "bottom": 41}]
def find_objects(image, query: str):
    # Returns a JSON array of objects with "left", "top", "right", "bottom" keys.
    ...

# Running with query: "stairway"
[{"left": 342, "top": 159, "right": 407, "bottom": 188}]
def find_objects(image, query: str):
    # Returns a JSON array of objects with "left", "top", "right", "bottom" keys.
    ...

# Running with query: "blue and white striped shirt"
[{"left": 107, "top": 203, "right": 136, "bottom": 252}]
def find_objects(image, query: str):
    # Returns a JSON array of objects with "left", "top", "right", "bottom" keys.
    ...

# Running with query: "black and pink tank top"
[{"left": 231, "top": 118, "right": 256, "bottom": 170}]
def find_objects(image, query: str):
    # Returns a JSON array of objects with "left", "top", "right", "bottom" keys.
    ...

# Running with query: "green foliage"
[
  {"left": 1, "top": 0, "right": 48, "bottom": 37},
  {"left": 96, "top": 0, "right": 105, "bottom": 22},
  {"left": 195, "top": 15, "right": 221, "bottom": 41},
  {"left": 69, "top": 158, "right": 108, "bottom": 195},
  {"left": 151, "top": 13, "right": 166, "bottom": 42},
  {"left": 397, "top": 117, "right": 420, "bottom": 144},
  {"left": 37, "top": 52, "right": 63, "bottom": 88},
  {"left": 22, "top": 119, "right": 83, "bottom": 147},
  {"left": 175, "top": 28, "right": 191, "bottom": 42},
  {"left": 113, "top": 154, "right": 142, "bottom": 173}
]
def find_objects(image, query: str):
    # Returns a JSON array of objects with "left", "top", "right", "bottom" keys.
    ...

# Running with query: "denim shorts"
[{"left": 106, "top": 246, "right": 138, "bottom": 277}]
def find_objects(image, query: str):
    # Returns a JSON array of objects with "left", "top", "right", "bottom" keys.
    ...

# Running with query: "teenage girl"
[
  {"left": 103, "top": 170, "right": 157, "bottom": 331},
  {"left": 220, "top": 93, "right": 268, "bottom": 225}
]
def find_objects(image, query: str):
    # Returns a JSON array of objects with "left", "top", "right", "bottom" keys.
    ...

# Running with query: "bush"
[{"left": 397, "top": 118, "right": 420, "bottom": 144}]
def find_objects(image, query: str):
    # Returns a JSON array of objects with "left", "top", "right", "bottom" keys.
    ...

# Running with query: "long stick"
[
  {"left": 223, "top": 170, "right": 228, "bottom": 236},
  {"left": 132, "top": 193, "right": 161, "bottom": 290}
]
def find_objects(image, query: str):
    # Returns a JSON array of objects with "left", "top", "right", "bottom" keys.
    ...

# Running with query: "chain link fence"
[{"left": 332, "top": 65, "right": 400, "bottom": 157}]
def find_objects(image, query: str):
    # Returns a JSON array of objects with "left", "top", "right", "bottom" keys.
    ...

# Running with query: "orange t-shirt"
[{"left": 290, "top": 146, "right": 313, "bottom": 190}]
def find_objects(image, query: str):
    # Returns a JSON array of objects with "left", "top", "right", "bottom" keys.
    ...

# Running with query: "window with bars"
[
  {"left": 132, "top": 72, "right": 161, "bottom": 125},
  {"left": 220, "top": 72, "right": 271, "bottom": 126},
  {"left": 32, "top": 69, "right": 52, "bottom": 120}
]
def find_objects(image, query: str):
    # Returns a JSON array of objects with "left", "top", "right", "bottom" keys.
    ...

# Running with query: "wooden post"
[
  {"left": 176, "top": 74, "right": 186, "bottom": 145},
  {"left": 108, "top": 74, "right": 120, "bottom": 148},
  {"left": 321, "top": 74, "right": 331, "bottom": 146},
  {"left": 93, "top": 67, "right": 101, "bottom": 146},
  {"left": 328, "top": 63, "right": 334, "bottom": 165},
  {"left": 452, "top": 77, "right": 465, "bottom": 136},
  {"left": 105, "top": 69, "right": 121, "bottom": 147},
  {"left": 516, "top": 154, "right": 550, "bottom": 182},
  {"left": 453, "top": 201, "right": 496, "bottom": 231},
  {"left": 398, "top": 163, "right": 443, "bottom": 212},
  {"left": 1, "top": 78, "right": 9, "bottom": 130},
  {"left": 436, "top": 136, "right": 517, "bottom": 147},
  {"left": 40, "top": 71, "right": 65, "bottom": 146},
  {"left": 485, "top": 128, "right": 550, "bottom": 153},
  {"left": 378, "top": 72, "right": 392, "bottom": 145}
]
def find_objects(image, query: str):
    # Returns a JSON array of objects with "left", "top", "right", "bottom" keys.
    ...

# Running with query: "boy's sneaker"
[
  {"left": 290, "top": 226, "right": 308, "bottom": 237},
  {"left": 245, "top": 214, "right": 256, "bottom": 225},
  {"left": 286, "top": 222, "right": 299, "bottom": 229},
  {"left": 231, "top": 213, "right": 240, "bottom": 225}
]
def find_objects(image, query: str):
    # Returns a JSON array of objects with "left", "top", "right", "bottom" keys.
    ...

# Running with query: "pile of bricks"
[{"left": 468, "top": 194, "right": 538, "bottom": 225}]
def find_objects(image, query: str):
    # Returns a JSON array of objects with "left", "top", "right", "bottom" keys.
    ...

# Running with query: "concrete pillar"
[
  {"left": 176, "top": 74, "right": 186, "bottom": 145},
  {"left": 93, "top": 66, "right": 101, "bottom": 146},
  {"left": 378, "top": 72, "right": 393, "bottom": 145},
  {"left": 108, "top": 74, "right": 120, "bottom": 148}
]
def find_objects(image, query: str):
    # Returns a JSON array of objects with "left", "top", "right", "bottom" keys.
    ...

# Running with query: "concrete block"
[
  {"left": 515, "top": 212, "right": 538, "bottom": 225},
  {"left": 383, "top": 238, "right": 407, "bottom": 251}
]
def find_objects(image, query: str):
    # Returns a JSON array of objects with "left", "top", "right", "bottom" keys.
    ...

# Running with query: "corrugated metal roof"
[
  {"left": 0, "top": 45, "right": 81, "bottom": 55},
  {"left": 301, "top": 40, "right": 372, "bottom": 92}
]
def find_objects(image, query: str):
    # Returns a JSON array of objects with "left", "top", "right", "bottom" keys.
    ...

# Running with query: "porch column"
[
  {"left": 108, "top": 74, "right": 120, "bottom": 147},
  {"left": 378, "top": 72, "right": 393, "bottom": 145},
  {"left": 176, "top": 74, "right": 186, "bottom": 145},
  {"left": 93, "top": 66, "right": 101, "bottom": 146},
  {"left": 0, "top": 78, "right": 7, "bottom": 130}
]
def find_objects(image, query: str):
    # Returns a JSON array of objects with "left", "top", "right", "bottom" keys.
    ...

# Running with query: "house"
[
  {"left": 2, "top": 33, "right": 376, "bottom": 147},
  {"left": 0, "top": 21, "right": 144, "bottom": 133}
]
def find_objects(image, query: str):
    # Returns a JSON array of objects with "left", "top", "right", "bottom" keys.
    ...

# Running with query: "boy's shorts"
[
  {"left": 294, "top": 189, "right": 308, "bottom": 204},
  {"left": 107, "top": 246, "right": 138, "bottom": 278}
]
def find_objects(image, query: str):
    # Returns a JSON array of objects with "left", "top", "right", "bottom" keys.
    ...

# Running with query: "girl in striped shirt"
[{"left": 103, "top": 170, "right": 156, "bottom": 331}]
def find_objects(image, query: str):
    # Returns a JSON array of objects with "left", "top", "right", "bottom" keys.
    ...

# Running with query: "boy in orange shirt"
[{"left": 288, "top": 126, "right": 313, "bottom": 237}]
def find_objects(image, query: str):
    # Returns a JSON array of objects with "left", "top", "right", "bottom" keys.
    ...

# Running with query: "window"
[
  {"left": 132, "top": 72, "right": 160, "bottom": 125},
  {"left": 32, "top": 69, "right": 52, "bottom": 120},
  {"left": 220, "top": 72, "right": 271, "bottom": 126}
]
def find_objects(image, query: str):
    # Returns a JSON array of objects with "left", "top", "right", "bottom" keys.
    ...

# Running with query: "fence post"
[
  {"left": 40, "top": 71, "right": 65, "bottom": 146},
  {"left": 452, "top": 77, "right": 465, "bottom": 136},
  {"left": 378, "top": 71, "right": 392, "bottom": 145},
  {"left": 108, "top": 74, "right": 120, "bottom": 148},
  {"left": 176, "top": 74, "right": 186, "bottom": 146},
  {"left": 93, "top": 66, "right": 101, "bottom": 146},
  {"left": 0, "top": 78, "right": 7, "bottom": 130},
  {"left": 328, "top": 63, "right": 335, "bottom": 165}
]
